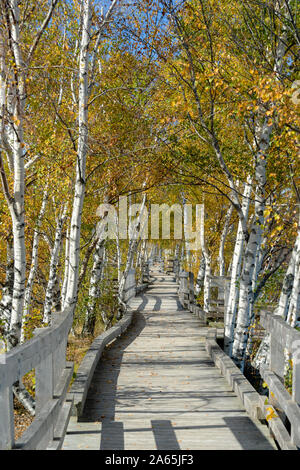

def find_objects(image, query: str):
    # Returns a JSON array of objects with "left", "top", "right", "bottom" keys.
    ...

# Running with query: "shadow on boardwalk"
[
  {"left": 80, "top": 311, "right": 146, "bottom": 424},
  {"left": 63, "top": 272, "right": 275, "bottom": 450},
  {"left": 70, "top": 312, "right": 274, "bottom": 450}
]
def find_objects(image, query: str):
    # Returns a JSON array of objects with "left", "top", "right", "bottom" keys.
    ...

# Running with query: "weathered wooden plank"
[
  {"left": 63, "top": 267, "right": 275, "bottom": 450},
  {"left": 68, "top": 311, "right": 134, "bottom": 417},
  {"left": 0, "top": 384, "right": 14, "bottom": 449},
  {"left": 1, "top": 308, "right": 73, "bottom": 389},
  {"left": 15, "top": 364, "right": 73, "bottom": 450}
]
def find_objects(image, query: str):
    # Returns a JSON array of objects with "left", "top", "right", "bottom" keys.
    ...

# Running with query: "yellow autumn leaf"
[{"left": 266, "top": 407, "right": 278, "bottom": 421}]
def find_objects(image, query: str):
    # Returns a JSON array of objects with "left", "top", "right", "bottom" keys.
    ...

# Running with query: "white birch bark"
[
  {"left": 231, "top": 125, "right": 270, "bottom": 367},
  {"left": 115, "top": 211, "right": 122, "bottom": 283},
  {"left": 82, "top": 218, "right": 107, "bottom": 335},
  {"left": 253, "top": 226, "right": 300, "bottom": 368},
  {"left": 195, "top": 253, "right": 205, "bottom": 296},
  {"left": 218, "top": 205, "right": 233, "bottom": 277},
  {"left": 119, "top": 193, "right": 147, "bottom": 301},
  {"left": 82, "top": 237, "right": 106, "bottom": 335},
  {"left": 64, "top": 0, "right": 120, "bottom": 312},
  {"left": 277, "top": 228, "right": 300, "bottom": 319},
  {"left": 6, "top": 1, "right": 26, "bottom": 349},
  {"left": 64, "top": 0, "right": 91, "bottom": 311},
  {"left": 43, "top": 204, "right": 67, "bottom": 324},
  {"left": 182, "top": 193, "right": 191, "bottom": 267},
  {"left": 179, "top": 243, "right": 185, "bottom": 270},
  {"left": 199, "top": 204, "right": 211, "bottom": 312},
  {"left": 224, "top": 177, "right": 252, "bottom": 354},
  {"left": 61, "top": 227, "right": 70, "bottom": 308},
  {"left": 0, "top": 237, "right": 14, "bottom": 333},
  {"left": 1, "top": 0, "right": 60, "bottom": 347},
  {"left": 287, "top": 227, "right": 300, "bottom": 326},
  {"left": 231, "top": 5, "right": 289, "bottom": 367},
  {"left": 21, "top": 189, "right": 48, "bottom": 342}
]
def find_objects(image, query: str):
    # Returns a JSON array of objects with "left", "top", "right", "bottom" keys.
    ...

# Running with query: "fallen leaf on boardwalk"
[{"left": 266, "top": 407, "right": 278, "bottom": 421}]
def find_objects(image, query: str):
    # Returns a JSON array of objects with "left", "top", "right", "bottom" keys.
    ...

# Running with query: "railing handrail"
[
  {"left": 0, "top": 307, "right": 73, "bottom": 388},
  {"left": 259, "top": 309, "right": 300, "bottom": 449},
  {"left": 260, "top": 310, "right": 300, "bottom": 352},
  {"left": 0, "top": 308, "right": 73, "bottom": 450}
]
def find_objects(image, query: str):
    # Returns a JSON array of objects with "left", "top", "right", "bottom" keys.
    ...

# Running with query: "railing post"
[
  {"left": 173, "top": 258, "right": 179, "bottom": 281},
  {"left": 52, "top": 313, "right": 67, "bottom": 394},
  {"left": 224, "top": 279, "right": 230, "bottom": 318},
  {"left": 165, "top": 257, "right": 174, "bottom": 274},
  {"left": 292, "top": 350, "right": 300, "bottom": 405},
  {"left": 34, "top": 328, "right": 54, "bottom": 447},
  {"left": 269, "top": 330, "right": 285, "bottom": 379},
  {"left": 142, "top": 261, "right": 150, "bottom": 284},
  {"left": 188, "top": 272, "right": 195, "bottom": 308},
  {"left": 0, "top": 379, "right": 14, "bottom": 449},
  {"left": 268, "top": 326, "right": 286, "bottom": 418},
  {"left": 179, "top": 271, "right": 189, "bottom": 308},
  {"left": 124, "top": 268, "right": 136, "bottom": 303}
]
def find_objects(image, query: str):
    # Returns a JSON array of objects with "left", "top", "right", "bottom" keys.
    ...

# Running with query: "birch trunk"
[
  {"left": 224, "top": 178, "right": 252, "bottom": 354},
  {"left": 0, "top": 236, "right": 14, "bottom": 334},
  {"left": 21, "top": 189, "right": 48, "bottom": 342},
  {"left": 1, "top": 1, "right": 27, "bottom": 349},
  {"left": 119, "top": 193, "right": 147, "bottom": 301},
  {"left": 43, "top": 204, "right": 67, "bottom": 324},
  {"left": 82, "top": 237, "right": 106, "bottom": 336},
  {"left": 231, "top": 125, "right": 270, "bottom": 368},
  {"left": 218, "top": 205, "right": 233, "bottom": 277},
  {"left": 82, "top": 217, "right": 107, "bottom": 335},
  {"left": 182, "top": 193, "right": 191, "bottom": 267},
  {"left": 64, "top": 0, "right": 91, "bottom": 311},
  {"left": 195, "top": 253, "right": 206, "bottom": 296},
  {"left": 115, "top": 212, "right": 122, "bottom": 283},
  {"left": 287, "top": 228, "right": 300, "bottom": 327},
  {"left": 199, "top": 204, "right": 211, "bottom": 312},
  {"left": 61, "top": 228, "right": 70, "bottom": 308},
  {"left": 231, "top": 3, "right": 288, "bottom": 367},
  {"left": 179, "top": 243, "right": 185, "bottom": 270},
  {"left": 277, "top": 228, "right": 300, "bottom": 319},
  {"left": 253, "top": 231, "right": 300, "bottom": 368}
]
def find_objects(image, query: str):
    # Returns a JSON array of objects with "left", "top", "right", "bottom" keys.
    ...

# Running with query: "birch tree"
[
  {"left": 198, "top": 203, "right": 211, "bottom": 312},
  {"left": 64, "top": 0, "right": 120, "bottom": 312},
  {"left": 21, "top": 188, "right": 48, "bottom": 342},
  {"left": 224, "top": 178, "right": 252, "bottom": 354},
  {"left": 43, "top": 203, "right": 67, "bottom": 324},
  {"left": 0, "top": 0, "right": 58, "bottom": 348},
  {"left": 218, "top": 205, "right": 233, "bottom": 277}
]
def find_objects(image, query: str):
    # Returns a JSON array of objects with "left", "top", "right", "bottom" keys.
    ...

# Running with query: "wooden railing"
[
  {"left": 178, "top": 271, "right": 206, "bottom": 325},
  {"left": 259, "top": 311, "right": 300, "bottom": 450},
  {"left": 176, "top": 262, "right": 229, "bottom": 320},
  {"left": 171, "top": 260, "right": 300, "bottom": 450},
  {"left": 122, "top": 268, "right": 137, "bottom": 303},
  {"left": 0, "top": 308, "right": 73, "bottom": 450},
  {"left": 0, "top": 261, "right": 153, "bottom": 450}
]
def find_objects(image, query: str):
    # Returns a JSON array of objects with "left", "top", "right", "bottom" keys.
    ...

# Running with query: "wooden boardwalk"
[{"left": 63, "top": 268, "right": 276, "bottom": 450}]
